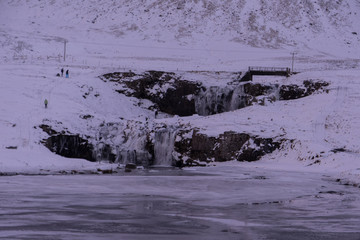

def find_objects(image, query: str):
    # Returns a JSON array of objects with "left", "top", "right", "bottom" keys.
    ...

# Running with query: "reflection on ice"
[{"left": 0, "top": 166, "right": 359, "bottom": 240}]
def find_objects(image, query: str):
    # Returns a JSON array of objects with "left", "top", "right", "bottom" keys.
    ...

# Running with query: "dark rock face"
[
  {"left": 279, "top": 84, "right": 306, "bottom": 100},
  {"left": 100, "top": 71, "right": 202, "bottom": 116},
  {"left": 190, "top": 132, "right": 218, "bottom": 162},
  {"left": 303, "top": 80, "right": 329, "bottom": 93},
  {"left": 44, "top": 135, "right": 96, "bottom": 162},
  {"left": 40, "top": 121, "right": 154, "bottom": 165},
  {"left": 237, "top": 138, "right": 281, "bottom": 162},
  {"left": 174, "top": 130, "right": 282, "bottom": 166},
  {"left": 243, "top": 83, "right": 273, "bottom": 96},
  {"left": 279, "top": 80, "right": 329, "bottom": 100},
  {"left": 190, "top": 131, "right": 250, "bottom": 162},
  {"left": 40, "top": 124, "right": 97, "bottom": 162},
  {"left": 157, "top": 79, "right": 200, "bottom": 116}
]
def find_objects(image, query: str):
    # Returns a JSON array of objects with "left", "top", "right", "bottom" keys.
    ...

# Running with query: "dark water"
[{"left": 0, "top": 167, "right": 359, "bottom": 240}]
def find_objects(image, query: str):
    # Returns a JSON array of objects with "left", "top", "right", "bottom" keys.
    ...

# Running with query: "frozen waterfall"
[
  {"left": 195, "top": 85, "right": 247, "bottom": 116},
  {"left": 154, "top": 128, "right": 178, "bottom": 166}
]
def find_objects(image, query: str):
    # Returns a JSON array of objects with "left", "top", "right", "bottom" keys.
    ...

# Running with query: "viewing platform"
[{"left": 240, "top": 66, "right": 291, "bottom": 82}]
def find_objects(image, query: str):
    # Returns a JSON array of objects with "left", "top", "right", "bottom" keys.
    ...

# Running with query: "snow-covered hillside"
[
  {"left": 0, "top": 0, "right": 360, "bottom": 186},
  {"left": 2, "top": 0, "right": 360, "bottom": 49},
  {"left": 1, "top": 0, "right": 360, "bottom": 71}
]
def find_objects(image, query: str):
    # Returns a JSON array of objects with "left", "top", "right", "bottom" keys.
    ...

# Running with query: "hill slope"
[{"left": 1, "top": 0, "right": 360, "bottom": 68}]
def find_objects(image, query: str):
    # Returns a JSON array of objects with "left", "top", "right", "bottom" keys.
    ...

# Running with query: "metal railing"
[{"left": 249, "top": 66, "right": 290, "bottom": 72}]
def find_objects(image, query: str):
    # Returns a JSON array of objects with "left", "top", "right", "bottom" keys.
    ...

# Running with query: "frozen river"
[{"left": 0, "top": 166, "right": 359, "bottom": 240}]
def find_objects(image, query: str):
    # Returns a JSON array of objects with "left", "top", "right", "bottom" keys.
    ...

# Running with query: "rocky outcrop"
[
  {"left": 100, "top": 71, "right": 329, "bottom": 117},
  {"left": 39, "top": 71, "right": 329, "bottom": 168},
  {"left": 191, "top": 131, "right": 250, "bottom": 162},
  {"left": 100, "top": 71, "right": 280, "bottom": 117},
  {"left": 100, "top": 71, "right": 202, "bottom": 116},
  {"left": 39, "top": 123, "right": 96, "bottom": 162},
  {"left": 236, "top": 138, "right": 282, "bottom": 162},
  {"left": 40, "top": 122, "right": 283, "bottom": 167},
  {"left": 44, "top": 134, "right": 96, "bottom": 162},
  {"left": 279, "top": 80, "right": 329, "bottom": 100},
  {"left": 173, "top": 130, "right": 283, "bottom": 166},
  {"left": 243, "top": 82, "right": 274, "bottom": 96}
]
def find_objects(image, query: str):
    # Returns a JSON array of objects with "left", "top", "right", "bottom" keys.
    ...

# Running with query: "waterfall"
[
  {"left": 116, "top": 149, "right": 137, "bottom": 164},
  {"left": 154, "top": 128, "right": 177, "bottom": 166},
  {"left": 229, "top": 84, "right": 246, "bottom": 111},
  {"left": 92, "top": 120, "right": 153, "bottom": 166},
  {"left": 195, "top": 85, "right": 247, "bottom": 116},
  {"left": 115, "top": 149, "right": 152, "bottom": 167}
]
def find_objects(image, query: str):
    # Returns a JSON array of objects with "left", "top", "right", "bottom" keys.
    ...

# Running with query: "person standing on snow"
[
  {"left": 61, "top": 68, "right": 64, "bottom": 77},
  {"left": 66, "top": 69, "right": 69, "bottom": 78},
  {"left": 44, "top": 99, "right": 48, "bottom": 108}
]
